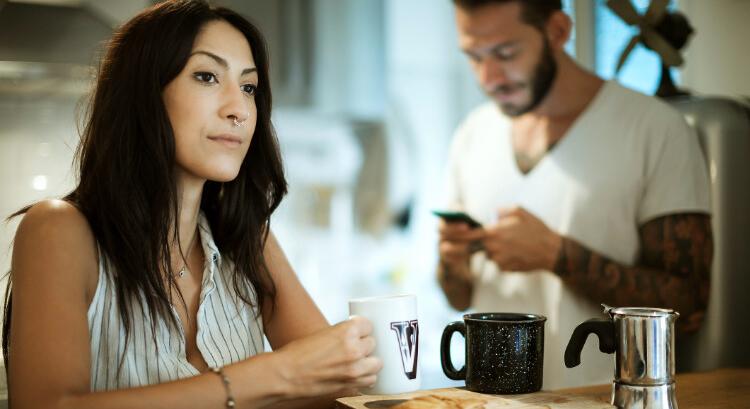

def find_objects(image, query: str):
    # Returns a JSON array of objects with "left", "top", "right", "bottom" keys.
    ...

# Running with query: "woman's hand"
[{"left": 272, "top": 315, "right": 383, "bottom": 398}]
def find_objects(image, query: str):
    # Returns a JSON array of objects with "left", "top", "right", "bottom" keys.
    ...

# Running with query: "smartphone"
[{"left": 432, "top": 210, "right": 482, "bottom": 228}]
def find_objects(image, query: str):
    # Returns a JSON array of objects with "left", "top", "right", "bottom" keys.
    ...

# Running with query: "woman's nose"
[{"left": 220, "top": 84, "right": 250, "bottom": 125}]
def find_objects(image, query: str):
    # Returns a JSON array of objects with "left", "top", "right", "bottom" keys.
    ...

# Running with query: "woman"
[{"left": 2, "top": 1, "right": 381, "bottom": 408}]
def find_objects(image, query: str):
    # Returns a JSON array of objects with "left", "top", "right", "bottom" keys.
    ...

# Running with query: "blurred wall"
[
  {"left": 680, "top": 0, "right": 750, "bottom": 98},
  {"left": 675, "top": 0, "right": 750, "bottom": 371}
]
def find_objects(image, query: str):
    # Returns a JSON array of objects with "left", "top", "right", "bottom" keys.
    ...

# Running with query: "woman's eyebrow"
[{"left": 190, "top": 50, "right": 257, "bottom": 75}]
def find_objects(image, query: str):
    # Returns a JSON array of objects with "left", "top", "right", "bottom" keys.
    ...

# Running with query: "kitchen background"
[{"left": 1, "top": 0, "right": 749, "bottom": 396}]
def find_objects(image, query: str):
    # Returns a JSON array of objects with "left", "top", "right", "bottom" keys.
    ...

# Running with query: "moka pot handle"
[{"left": 564, "top": 318, "right": 617, "bottom": 368}]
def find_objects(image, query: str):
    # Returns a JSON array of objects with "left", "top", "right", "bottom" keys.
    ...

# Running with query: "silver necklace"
[{"left": 175, "top": 231, "right": 198, "bottom": 279}]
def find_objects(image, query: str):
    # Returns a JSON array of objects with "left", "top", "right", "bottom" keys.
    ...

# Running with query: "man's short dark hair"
[{"left": 453, "top": 0, "right": 563, "bottom": 31}]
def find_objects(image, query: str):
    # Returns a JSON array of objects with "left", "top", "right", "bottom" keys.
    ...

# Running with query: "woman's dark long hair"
[{"left": 3, "top": 0, "right": 286, "bottom": 376}]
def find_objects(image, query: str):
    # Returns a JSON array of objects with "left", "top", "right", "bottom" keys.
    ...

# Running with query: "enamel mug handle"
[{"left": 440, "top": 321, "right": 466, "bottom": 380}]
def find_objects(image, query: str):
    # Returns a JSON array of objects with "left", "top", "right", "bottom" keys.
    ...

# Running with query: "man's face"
[{"left": 456, "top": 2, "right": 557, "bottom": 117}]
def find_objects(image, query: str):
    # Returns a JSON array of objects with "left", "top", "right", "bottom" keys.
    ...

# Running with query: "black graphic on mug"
[{"left": 390, "top": 320, "right": 419, "bottom": 379}]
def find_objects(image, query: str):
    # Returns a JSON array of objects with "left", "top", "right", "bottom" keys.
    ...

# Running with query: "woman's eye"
[
  {"left": 242, "top": 84, "right": 258, "bottom": 96},
  {"left": 194, "top": 72, "right": 217, "bottom": 84}
]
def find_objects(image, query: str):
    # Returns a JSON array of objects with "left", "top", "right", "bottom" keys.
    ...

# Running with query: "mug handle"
[{"left": 440, "top": 321, "right": 466, "bottom": 380}]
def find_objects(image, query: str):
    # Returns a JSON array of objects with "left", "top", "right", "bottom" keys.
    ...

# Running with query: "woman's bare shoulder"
[
  {"left": 16, "top": 199, "right": 94, "bottom": 244},
  {"left": 13, "top": 199, "right": 99, "bottom": 294}
]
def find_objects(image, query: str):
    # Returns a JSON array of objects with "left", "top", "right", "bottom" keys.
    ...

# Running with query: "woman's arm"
[
  {"left": 261, "top": 232, "right": 329, "bottom": 348},
  {"left": 259, "top": 233, "right": 374, "bottom": 409}
]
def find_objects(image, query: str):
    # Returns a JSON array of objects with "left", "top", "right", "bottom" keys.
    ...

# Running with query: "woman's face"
[{"left": 163, "top": 20, "right": 258, "bottom": 183}]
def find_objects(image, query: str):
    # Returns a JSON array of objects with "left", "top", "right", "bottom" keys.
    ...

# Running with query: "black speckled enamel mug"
[{"left": 440, "top": 313, "right": 546, "bottom": 394}]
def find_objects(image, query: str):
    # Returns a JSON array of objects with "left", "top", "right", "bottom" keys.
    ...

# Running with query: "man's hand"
[
  {"left": 482, "top": 207, "right": 562, "bottom": 272},
  {"left": 438, "top": 219, "right": 485, "bottom": 276},
  {"left": 437, "top": 219, "right": 485, "bottom": 310}
]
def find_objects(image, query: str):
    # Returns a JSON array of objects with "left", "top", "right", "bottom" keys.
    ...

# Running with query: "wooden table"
[
  {"left": 335, "top": 368, "right": 750, "bottom": 408},
  {"left": 562, "top": 368, "right": 750, "bottom": 409}
]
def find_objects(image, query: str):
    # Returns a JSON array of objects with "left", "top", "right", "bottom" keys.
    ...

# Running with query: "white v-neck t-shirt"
[{"left": 444, "top": 81, "right": 710, "bottom": 388}]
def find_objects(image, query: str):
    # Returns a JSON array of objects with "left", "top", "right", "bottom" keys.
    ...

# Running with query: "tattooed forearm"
[{"left": 554, "top": 213, "right": 713, "bottom": 333}]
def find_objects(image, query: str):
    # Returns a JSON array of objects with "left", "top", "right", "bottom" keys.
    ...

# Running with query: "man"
[{"left": 438, "top": 0, "right": 712, "bottom": 388}]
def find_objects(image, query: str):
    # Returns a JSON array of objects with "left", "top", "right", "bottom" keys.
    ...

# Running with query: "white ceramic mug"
[{"left": 349, "top": 294, "right": 420, "bottom": 395}]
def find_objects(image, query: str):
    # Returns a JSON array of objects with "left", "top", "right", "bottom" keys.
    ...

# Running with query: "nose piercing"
[{"left": 232, "top": 114, "right": 249, "bottom": 127}]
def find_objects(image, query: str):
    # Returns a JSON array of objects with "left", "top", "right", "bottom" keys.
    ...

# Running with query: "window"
[
  {"left": 563, "top": 0, "right": 576, "bottom": 56},
  {"left": 593, "top": 0, "right": 679, "bottom": 94}
]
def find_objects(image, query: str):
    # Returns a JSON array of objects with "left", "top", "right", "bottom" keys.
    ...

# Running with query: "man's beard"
[{"left": 493, "top": 40, "right": 557, "bottom": 117}]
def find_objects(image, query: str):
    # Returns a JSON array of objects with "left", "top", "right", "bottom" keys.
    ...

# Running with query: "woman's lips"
[{"left": 208, "top": 134, "right": 243, "bottom": 148}]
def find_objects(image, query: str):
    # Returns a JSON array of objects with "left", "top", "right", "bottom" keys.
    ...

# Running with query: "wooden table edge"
[{"left": 335, "top": 367, "right": 750, "bottom": 408}]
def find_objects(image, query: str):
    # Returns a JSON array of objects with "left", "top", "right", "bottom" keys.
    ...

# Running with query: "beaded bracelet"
[{"left": 210, "top": 366, "right": 236, "bottom": 408}]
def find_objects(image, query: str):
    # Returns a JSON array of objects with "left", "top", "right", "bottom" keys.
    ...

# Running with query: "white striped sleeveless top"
[{"left": 86, "top": 214, "right": 265, "bottom": 391}]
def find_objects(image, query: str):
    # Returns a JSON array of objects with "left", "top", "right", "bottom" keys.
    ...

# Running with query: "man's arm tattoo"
[{"left": 554, "top": 213, "right": 713, "bottom": 332}]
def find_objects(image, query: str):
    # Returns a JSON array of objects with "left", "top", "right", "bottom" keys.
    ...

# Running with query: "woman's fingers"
[
  {"left": 341, "top": 355, "right": 383, "bottom": 381},
  {"left": 316, "top": 353, "right": 383, "bottom": 382},
  {"left": 351, "top": 374, "right": 378, "bottom": 389},
  {"left": 276, "top": 317, "right": 384, "bottom": 398},
  {"left": 361, "top": 335, "right": 376, "bottom": 357},
  {"left": 339, "top": 315, "right": 374, "bottom": 341},
  {"left": 358, "top": 356, "right": 383, "bottom": 377},
  {"left": 313, "top": 373, "right": 378, "bottom": 396}
]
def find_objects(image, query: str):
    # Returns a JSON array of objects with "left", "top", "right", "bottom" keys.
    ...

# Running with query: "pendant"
[{"left": 177, "top": 267, "right": 186, "bottom": 278}]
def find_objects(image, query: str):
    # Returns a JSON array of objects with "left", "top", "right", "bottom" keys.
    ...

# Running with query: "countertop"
[{"left": 335, "top": 368, "right": 750, "bottom": 408}]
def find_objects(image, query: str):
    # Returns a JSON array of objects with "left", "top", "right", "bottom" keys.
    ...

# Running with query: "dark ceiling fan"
[{"left": 606, "top": 0, "right": 694, "bottom": 98}]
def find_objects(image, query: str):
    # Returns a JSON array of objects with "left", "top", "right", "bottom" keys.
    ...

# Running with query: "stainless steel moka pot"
[{"left": 565, "top": 305, "right": 680, "bottom": 409}]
